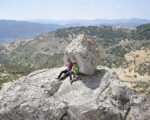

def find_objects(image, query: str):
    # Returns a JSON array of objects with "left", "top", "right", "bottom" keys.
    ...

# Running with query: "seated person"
[
  {"left": 56, "top": 59, "right": 73, "bottom": 80},
  {"left": 70, "top": 63, "right": 79, "bottom": 84}
]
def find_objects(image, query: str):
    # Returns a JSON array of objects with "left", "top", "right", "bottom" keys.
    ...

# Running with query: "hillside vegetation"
[
  {"left": 0, "top": 64, "right": 35, "bottom": 89},
  {"left": 116, "top": 43, "right": 150, "bottom": 94},
  {"left": 0, "top": 24, "right": 150, "bottom": 92}
]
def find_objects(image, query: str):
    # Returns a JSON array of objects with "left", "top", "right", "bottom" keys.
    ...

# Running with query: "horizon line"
[{"left": 1, "top": 18, "right": 150, "bottom": 21}]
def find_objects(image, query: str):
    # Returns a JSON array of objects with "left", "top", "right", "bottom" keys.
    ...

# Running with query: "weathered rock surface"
[
  {"left": 0, "top": 66, "right": 134, "bottom": 120},
  {"left": 130, "top": 94, "right": 150, "bottom": 120},
  {"left": 64, "top": 34, "right": 101, "bottom": 75}
]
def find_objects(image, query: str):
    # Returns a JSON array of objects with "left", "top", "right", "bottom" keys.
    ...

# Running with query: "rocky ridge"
[{"left": 0, "top": 66, "right": 134, "bottom": 120}]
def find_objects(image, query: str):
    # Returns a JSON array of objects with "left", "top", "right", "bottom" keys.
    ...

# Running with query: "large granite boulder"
[
  {"left": 64, "top": 34, "right": 101, "bottom": 75},
  {"left": 0, "top": 66, "right": 134, "bottom": 120}
]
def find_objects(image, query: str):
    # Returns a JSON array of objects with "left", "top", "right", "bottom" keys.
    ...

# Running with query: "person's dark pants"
[
  {"left": 69, "top": 71, "right": 74, "bottom": 80},
  {"left": 58, "top": 69, "right": 71, "bottom": 80}
]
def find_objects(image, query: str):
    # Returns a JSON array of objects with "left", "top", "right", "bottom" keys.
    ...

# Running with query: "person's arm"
[
  {"left": 75, "top": 67, "right": 79, "bottom": 74},
  {"left": 73, "top": 70, "right": 76, "bottom": 74},
  {"left": 75, "top": 70, "right": 79, "bottom": 74},
  {"left": 73, "top": 69, "right": 78, "bottom": 75}
]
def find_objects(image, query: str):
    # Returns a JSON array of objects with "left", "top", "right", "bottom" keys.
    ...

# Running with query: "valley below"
[{"left": 0, "top": 24, "right": 150, "bottom": 94}]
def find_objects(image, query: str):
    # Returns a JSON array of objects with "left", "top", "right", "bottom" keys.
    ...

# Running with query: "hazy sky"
[{"left": 0, "top": 0, "right": 150, "bottom": 20}]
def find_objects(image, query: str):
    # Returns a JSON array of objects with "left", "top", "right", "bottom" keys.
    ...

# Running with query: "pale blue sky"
[{"left": 0, "top": 0, "right": 150, "bottom": 20}]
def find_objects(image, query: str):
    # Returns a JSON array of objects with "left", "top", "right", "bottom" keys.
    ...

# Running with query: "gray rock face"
[
  {"left": 0, "top": 66, "right": 134, "bottom": 120},
  {"left": 130, "top": 94, "right": 150, "bottom": 120},
  {"left": 64, "top": 34, "right": 101, "bottom": 75}
]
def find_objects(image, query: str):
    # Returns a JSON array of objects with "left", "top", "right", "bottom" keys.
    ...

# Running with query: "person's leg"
[
  {"left": 72, "top": 75, "right": 78, "bottom": 81},
  {"left": 69, "top": 71, "right": 74, "bottom": 80},
  {"left": 57, "top": 69, "right": 68, "bottom": 79},
  {"left": 73, "top": 73, "right": 75, "bottom": 78},
  {"left": 60, "top": 70, "right": 70, "bottom": 80}
]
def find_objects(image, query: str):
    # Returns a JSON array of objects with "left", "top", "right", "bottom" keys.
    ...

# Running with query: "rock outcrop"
[
  {"left": 0, "top": 66, "right": 134, "bottom": 120},
  {"left": 130, "top": 94, "right": 150, "bottom": 120},
  {"left": 64, "top": 34, "right": 101, "bottom": 75}
]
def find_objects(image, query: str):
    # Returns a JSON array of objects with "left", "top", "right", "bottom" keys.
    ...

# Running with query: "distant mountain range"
[
  {"left": 0, "top": 20, "right": 63, "bottom": 44},
  {"left": 0, "top": 18, "right": 150, "bottom": 44},
  {"left": 29, "top": 18, "right": 150, "bottom": 27}
]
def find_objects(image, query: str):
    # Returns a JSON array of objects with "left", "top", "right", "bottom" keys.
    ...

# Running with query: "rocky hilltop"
[
  {"left": 0, "top": 34, "right": 150, "bottom": 120},
  {"left": 0, "top": 66, "right": 132, "bottom": 120},
  {"left": 0, "top": 66, "right": 149, "bottom": 120}
]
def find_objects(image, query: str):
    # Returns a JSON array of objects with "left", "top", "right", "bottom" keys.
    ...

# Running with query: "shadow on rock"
[{"left": 80, "top": 69, "right": 107, "bottom": 90}]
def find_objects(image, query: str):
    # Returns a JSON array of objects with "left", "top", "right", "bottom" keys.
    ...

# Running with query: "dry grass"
[{"left": 116, "top": 48, "right": 150, "bottom": 94}]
